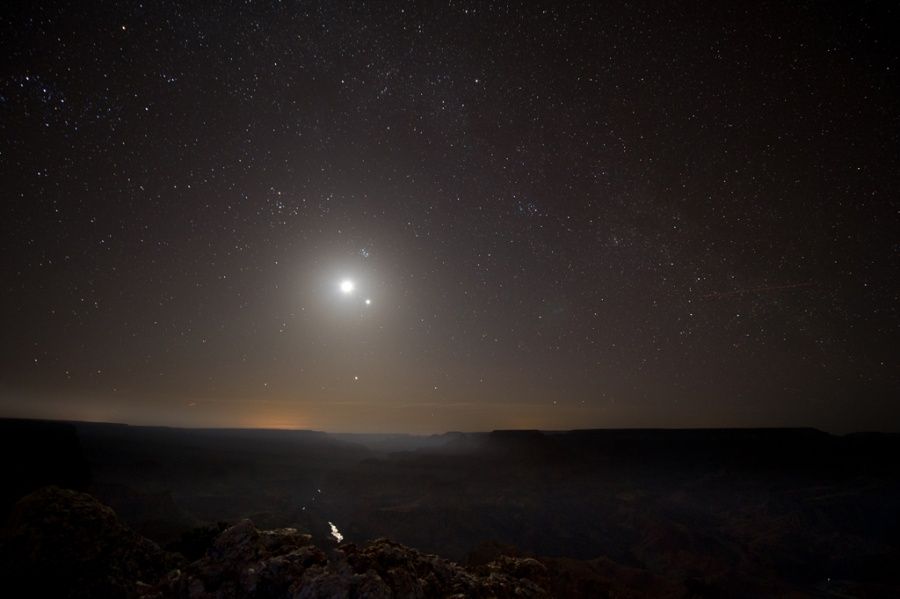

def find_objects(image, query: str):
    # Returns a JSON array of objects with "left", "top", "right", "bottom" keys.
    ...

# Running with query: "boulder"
[{"left": 0, "top": 486, "right": 178, "bottom": 598}]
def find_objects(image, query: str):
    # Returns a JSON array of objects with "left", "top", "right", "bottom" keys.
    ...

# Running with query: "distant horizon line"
[{"left": 2, "top": 415, "right": 896, "bottom": 437}]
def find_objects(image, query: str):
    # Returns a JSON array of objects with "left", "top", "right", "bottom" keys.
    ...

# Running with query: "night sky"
[{"left": 2, "top": 2, "right": 898, "bottom": 433}]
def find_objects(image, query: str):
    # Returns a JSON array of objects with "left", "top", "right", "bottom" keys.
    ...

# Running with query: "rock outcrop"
[
  {"left": 0, "top": 486, "right": 179, "bottom": 598},
  {"left": 150, "top": 519, "right": 550, "bottom": 598},
  {"left": 2, "top": 487, "right": 554, "bottom": 598}
]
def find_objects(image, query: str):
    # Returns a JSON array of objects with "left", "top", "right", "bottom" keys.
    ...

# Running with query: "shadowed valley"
[{"left": 2, "top": 419, "right": 899, "bottom": 597}]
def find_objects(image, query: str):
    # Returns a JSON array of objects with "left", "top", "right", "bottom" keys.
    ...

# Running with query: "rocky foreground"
[{"left": 2, "top": 487, "right": 639, "bottom": 598}]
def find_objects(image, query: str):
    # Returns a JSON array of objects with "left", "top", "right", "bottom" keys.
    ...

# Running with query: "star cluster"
[{"left": 1, "top": 1, "right": 897, "bottom": 432}]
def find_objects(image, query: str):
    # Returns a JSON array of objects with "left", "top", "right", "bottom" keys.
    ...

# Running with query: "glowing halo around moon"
[{"left": 339, "top": 279, "right": 355, "bottom": 294}]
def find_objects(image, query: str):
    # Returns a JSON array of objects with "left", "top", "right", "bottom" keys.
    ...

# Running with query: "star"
[{"left": 2, "top": 0, "right": 894, "bottom": 435}]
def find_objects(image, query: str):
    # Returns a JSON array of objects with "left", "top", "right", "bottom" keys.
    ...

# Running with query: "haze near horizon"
[{"left": 2, "top": 1, "right": 898, "bottom": 433}]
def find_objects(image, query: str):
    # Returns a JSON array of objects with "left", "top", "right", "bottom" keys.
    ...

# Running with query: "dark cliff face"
[
  {"left": 5, "top": 422, "right": 899, "bottom": 597},
  {"left": 0, "top": 486, "right": 178, "bottom": 598},
  {"left": 0, "top": 488, "right": 566, "bottom": 599},
  {"left": 152, "top": 520, "right": 552, "bottom": 599}
]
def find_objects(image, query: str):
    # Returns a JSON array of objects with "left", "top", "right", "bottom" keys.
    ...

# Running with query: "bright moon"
[{"left": 339, "top": 279, "right": 355, "bottom": 294}]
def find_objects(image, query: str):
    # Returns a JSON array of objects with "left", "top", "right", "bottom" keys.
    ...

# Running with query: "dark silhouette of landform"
[{"left": 1, "top": 418, "right": 899, "bottom": 597}]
